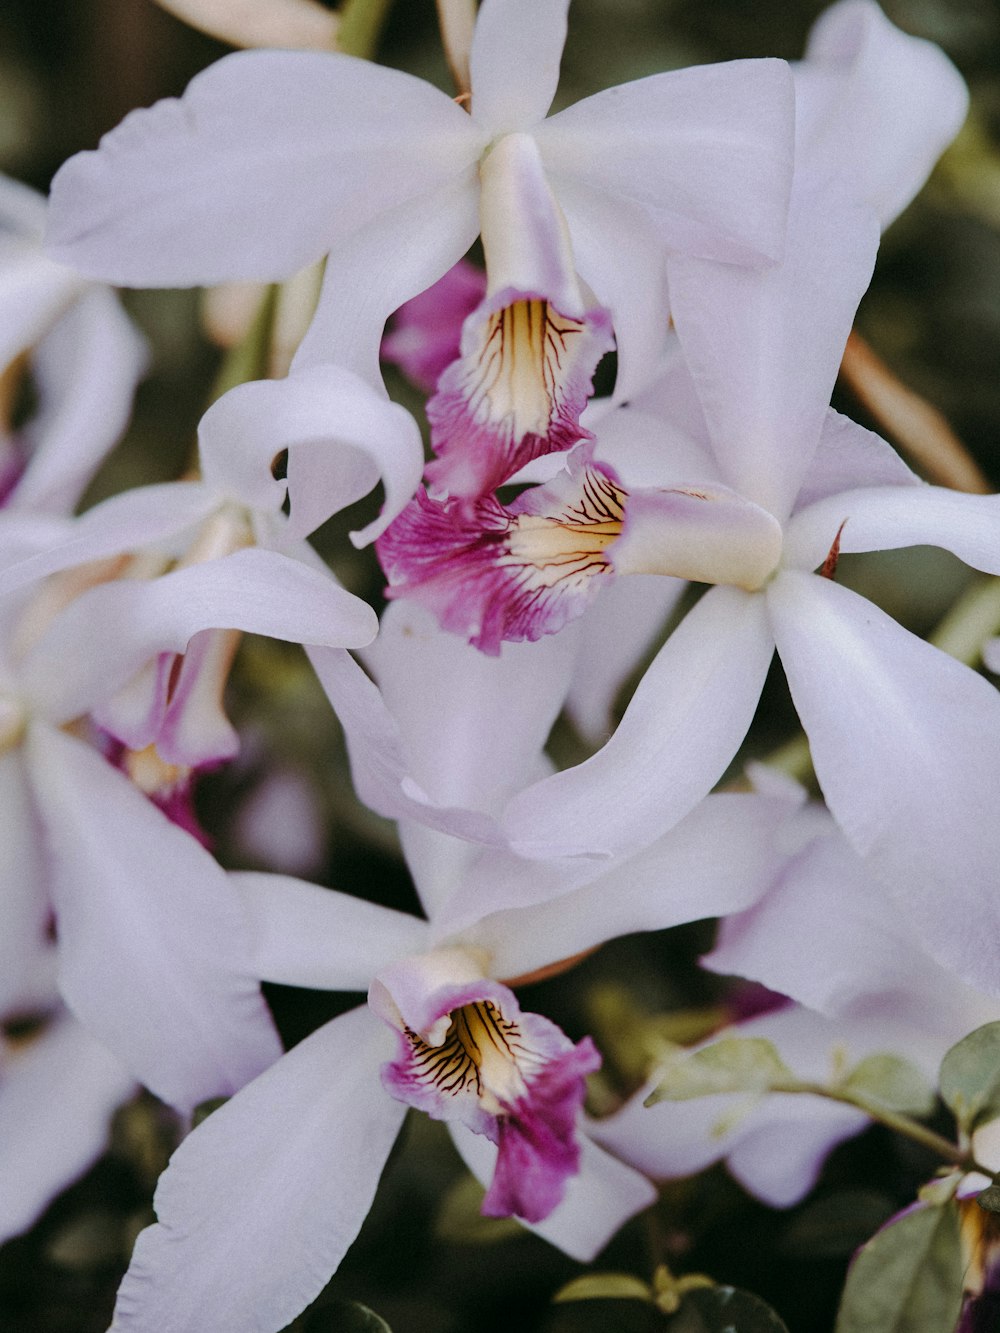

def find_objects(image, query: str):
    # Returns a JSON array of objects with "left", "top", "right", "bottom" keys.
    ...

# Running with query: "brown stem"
[{"left": 840, "top": 331, "right": 990, "bottom": 495}]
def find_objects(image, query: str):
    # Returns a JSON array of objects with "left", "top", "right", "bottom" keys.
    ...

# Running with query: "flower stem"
[
  {"left": 337, "top": 0, "right": 394, "bottom": 59},
  {"left": 772, "top": 1078, "right": 993, "bottom": 1176}
]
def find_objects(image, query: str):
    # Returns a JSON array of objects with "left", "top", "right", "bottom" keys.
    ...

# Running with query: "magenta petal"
[
  {"left": 381, "top": 259, "right": 486, "bottom": 393},
  {"left": 484, "top": 1032, "right": 600, "bottom": 1222}
]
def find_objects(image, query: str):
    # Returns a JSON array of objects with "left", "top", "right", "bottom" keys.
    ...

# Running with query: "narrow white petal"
[
  {"left": 24, "top": 547, "right": 377, "bottom": 724},
  {"left": 793, "top": 408, "right": 918, "bottom": 512},
  {"left": 785, "top": 479, "right": 1000, "bottom": 574},
  {"left": 469, "top": 0, "right": 569, "bottom": 134},
  {"left": 111, "top": 1007, "right": 403, "bottom": 1333},
  {"left": 501, "top": 586, "right": 773, "bottom": 859},
  {"left": 10, "top": 287, "right": 147, "bottom": 514},
  {"left": 292, "top": 170, "right": 480, "bottom": 392},
  {"left": 27, "top": 725, "right": 282, "bottom": 1110},
  {"left": 235, "top": 870, "right": 429, "bottom": 990}
]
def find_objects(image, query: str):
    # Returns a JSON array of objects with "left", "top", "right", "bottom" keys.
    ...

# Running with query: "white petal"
[
  {"left": 26, "top": 725, "right": 282, "bottom": 1111},
  {"left": 0, "top": 244, "right": 83, "bottom": 370},
  {"left": 47, "top": 50, "right": 483, "bottom": 285},
  {"left": 667, "top": 178, "right": 880, "bottom": 519},
  {"left": 10, "top": 286, "right": 147, "bottom": 514},
  {"left": 785, "top": 478, "right": 1000, "bottom": 574},
  {"left": 111, "top": 1006, "right": 404, "bottom": 1333},
  {"left": 469, "top": 0, "right": 568, "bottom": 133},
  {"left": 199, "top": 366, "right": 425, "bottom": 543},
  {"left": 792, "top": 408, "right": 919, "bottom": 512},
  {"left": 535, "top": 59, "right": 795, "bottom": 265},
  {"left": 708, "top": 819, "right": 999, "bottom": 1039},
  {"left": 769, "top": 570, "right": 1000, "bottom": 996},
  {"left": 235, "top": 870, "right": 428, "bottom": 990},
  {"left": 366, "top": 599, "right": 577, "bottom": 812},
  {"left": 543, "top": 176, "right": 671, "bottom": 403},
  {"left": 449, "top": 1123, "right": 654, "bottom": 1261},
  {"left": 24, "top": 547, "right": 377, "bottom": 724},
  {"left": 470, "top": 793, "right": 798, "bottom": 980},
  {"left": 566, "top": 575, "right": 684, "bottom": 743},
  {"left": 0, "top": 750, "right": 55, "bottom": 1018},
  {"left": 305, "top": 645, "right": 506, "bottom": 847},
  {"left": 501, "top": 585, "right": 773, "bottom": 859},
  {"left": 292, "top": 169, "right": 480, "bottom": 392},
  {"left": 0, "top": 1012, "right": 135, "bottom": 1242},
  {"left": 0, "top": 482, "right": 217, "bottom": 599},
  {"left": 797, "top": 0, "right": 968, "bottom": 226}
]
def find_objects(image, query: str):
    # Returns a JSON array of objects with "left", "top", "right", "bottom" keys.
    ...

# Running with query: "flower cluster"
[{"left": 3, "top": 0, "right": 999, "bottom": 1328}]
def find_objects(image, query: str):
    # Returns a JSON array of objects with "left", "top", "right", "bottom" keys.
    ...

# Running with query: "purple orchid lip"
[
  {"left": 374, "top": 971, "right": 600, "bottom": 1224},
  {"left": 424, "top": 285, "right": 614, "bottom": 504},
  {"left": 381, "top": 258, "right": 487, "bottom": 395}
]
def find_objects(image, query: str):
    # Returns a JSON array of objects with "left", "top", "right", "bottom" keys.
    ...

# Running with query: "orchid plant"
[{"left": 2, "top": 0, "right": 999, "bottom": 1330}]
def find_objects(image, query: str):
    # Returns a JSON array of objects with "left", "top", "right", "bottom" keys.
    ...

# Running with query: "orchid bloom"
[
  {"left": 106, "top": 738, "right": 799, "bottom": 1333},
  {"left": 592, "top": 783, "right": 1000, "bottom": 1208},
  {"left": 0, "top": 364, "right": 418, "bottom": 784},
  {"left": 46, "top": 0, "right": 795, "bottom": 502},
  {"left": 0, "top": 173, "right": 146, "bottom": 514}
]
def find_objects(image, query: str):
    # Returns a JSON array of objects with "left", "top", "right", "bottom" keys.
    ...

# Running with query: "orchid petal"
[
  {"left": 235, "top": 870, "right": 429, "bottom": 990},
  {"left": 590, "top": 1006, "right": 873, "bottom": 1207},
  {"left": 469, "top": 793, "right": 796, "bottom": 981},
  {"left": 449, "top": 1123, "right": 655, "bottom": 1261},
  {"left": 797, "top": 0, "right": 968, "bottom": 226},
  {"left": 366, "top": 599, "right": 576, "bottom": 813},
  {"left": 0, "top": 482, "right": 217, "bottom": 599},
  {"left": 501, "top": 585, "right": 773, "bottom": 859},
  {"left": 0, "top": 1012, "right": 135, "bottom": 1242},
  {"left": 47, "top": 50, "right": 483, "bottom": 285},
  {"left": 792, "top": 408, "right": 918, "bottom": 512},
  {"left": 535, "top": 59, "right": 795, "bottom": 265},
  {"left": 785, "top": 480, "right": 1000, "bottom": 574},
  {"left": 566, "top": 574, "right": 684, "bottom": 743},
  {"left": 543, "top": 176, "right": 671, "bottom": 402},
  {"left": 305, "top": 645, "right": 505, "bottom": 846},
  {"left": 26, "top": 725, "right": 282, "bottom": 1111},
  {"left": 111, "top": 1006, "right": 403, "bottom": 1333},
  {"left": 0, "top": 243, "right": 83, "bottom": 371},
  {"left": 707, "top": 820, "right": 998, "bottom": 1038},
  {"left": 667, "top": 178, "right": 879, "bottom": 519},
  {"left": 292, "top": 169, "right": 481, "bottom": 390},
  {"left": 768, "top": 570, "right": 1000, "bottom": 996},
  {"left": 381, "top": 258, "right": 486, "bottom": 394},
  {"left": 199, "top": 365, "right": 425, "bottom": 544},
  {"left": 24, "top": 547, "right": 377, "bottom": 724},
  {"left": 10, "top": 286, "right": 147, "bottom": 514},
  {"left": 469, "top": 0, "right": 568, "bottom": 134},
  {"left": 0, "top": 750, "right": 54, "bottom": 1018}
]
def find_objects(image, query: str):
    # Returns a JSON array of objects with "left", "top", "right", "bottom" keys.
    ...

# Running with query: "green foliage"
[
  {"left": 939, "top": 1021, "right": 1000, "bottom": 1133},
  {"left": 554, "top": 1273, "right": 653, "bottom": 1304},
  {"left": 434, "top": 1174, "right": 524, "bottom": 1246},
  {"left": 663, "top": 1286, "right": 790, "bottom": 1332},
  {"left": 840, "top": 1054, "right": 937, "bottom": 1117},
  {"left": 645, "top": 1038, "right": 793, "bottom": 1105},
  {"left": 834, "top": 1203, "right": 964, "bottom": 1333}
]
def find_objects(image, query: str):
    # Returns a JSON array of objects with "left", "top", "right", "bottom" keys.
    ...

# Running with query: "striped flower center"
[{"left": 403, "top": 999, "right": 540, "bottom": 1115}]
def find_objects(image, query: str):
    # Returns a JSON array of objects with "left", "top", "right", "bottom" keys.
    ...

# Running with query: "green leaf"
[
  {"left": 834, "top": 1203, "right": 964, "bottom": 1333},
  {"left": 646, "top": 1038, "right": 793, "bottom": 1106},
  {"left": 939, "top": 1022, "right": 1000, "bottom": 1133},
  {"left": 664, "top": 1286, "right": 790, "bottom": 1331},
  {"left": 435, "top": 1174, "right": 524, "bottom": 1245},
  {"left": 554, "top": 1273, "right": 652, "bottom": 1304},
  {"left": 840, "top": 1054, "right": 937, "bottom": 1117}
]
